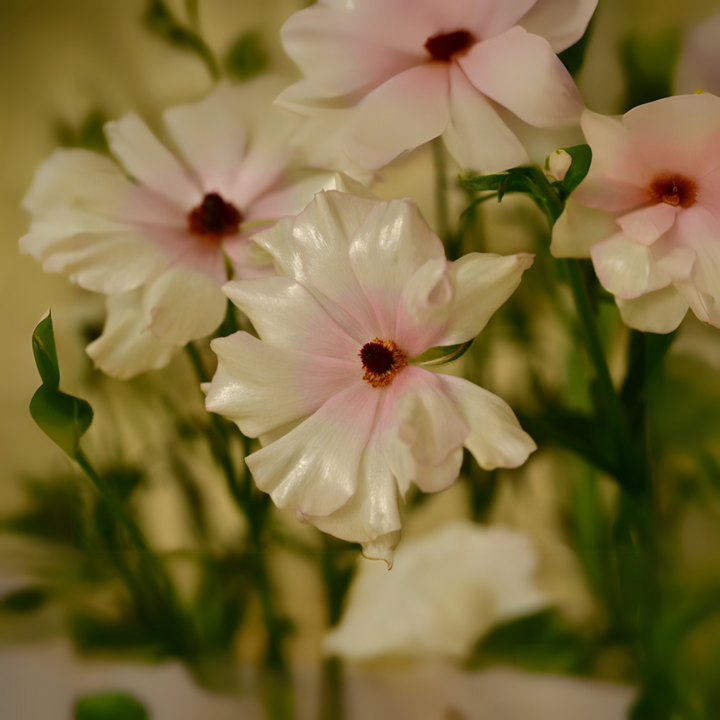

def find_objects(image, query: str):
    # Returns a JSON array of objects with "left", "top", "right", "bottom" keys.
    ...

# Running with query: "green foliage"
[
  {"left": 556, "top": 145, "right": 593, "bottom": 198},
  {"left": 29, "top": 314, "right": 93, "bottom": 459},
  {"left": 225, "top": 31, "right": 269, "bottom": 81},
  {"left": 409, "top": 339, "right": 474, "bottom": 367},
  {"left": 143, "top": 0, "right": 220, "bottom": 80},
  {"left": 0, "top": 586, "right": 50, "bottom": 613},
  {"left": 75, "top": 692, "right": 149, "bottom": 720},
  {"left": 56, "top": 110, "right": 110, "bottom": 155}
]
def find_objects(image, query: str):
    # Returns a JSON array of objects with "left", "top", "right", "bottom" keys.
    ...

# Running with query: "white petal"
[
  {"left": 349, "top": 198, "right": 445, "bottom": 340},
  {"left": 222, "top": 276, "right": 361, "bottom": 361},
  {"left": 163, "top": 83, "right": 247, "bottom": 198},
  {"left": 246, "top": 382, "right": 380, "bottom": 516},
  {"left": 343, "top": 63, "right": 451, "bottom": 171},
  {"left": 86, "top": 290, "right": 177, "bottom": 379},
  {"left": 382, "top": 366, "right": 468, "bottom": 497},
  {"left": 247, "top": 173, "right": 335, "bottom": 223},
  {"left": 459, "top": 27, "right": 583, "bottom": 129},
  {"left": 142, "top": 267, "right": 226, "bottom": 345},
  {"left": 616, "top": 286, "right": 689, "bottom": 333},
  {"left": 252, "top": 190, "right": 381, "bottom": 342},
  {"left": 519, "top": 0, "right": 599, "bottom": 53},
  {"left": 443, "top": 63, "right": 529, "bottom": 173},
  {"left": 440, "top": 375, "right": 536, "bottom": 470},
  {"left": 436, "top": 253, "right": 534, "bottom": 346},
  {"left": 207, "top": 331, "right": 358, "bottom": 437},
  {"left": 550, "top": 199, "right": 618, "bottom": 258},
  {"left": 105, "top": 112, "right": 202, "bottom": 208},
  {"left": 616, "top": 203, "right": 679, "bottom": 246}
]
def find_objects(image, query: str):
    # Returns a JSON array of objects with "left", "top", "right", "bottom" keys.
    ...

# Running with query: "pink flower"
[
  {"left": 552, "top": 94, "right": 720, "bottom": 333},
  {"left": 276, "top": 0, "right": 595, "bottom": 173},
  {"left": 205, "top": 190, "right": 536, "bottom": 562},
  {"left": 20, "top": 79, "right": 342, "bottom": 379}
]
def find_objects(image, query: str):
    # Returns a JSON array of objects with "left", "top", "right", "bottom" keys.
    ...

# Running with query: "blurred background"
[{"left": 2, "top": 1, "right": 720, "bottom": 718}]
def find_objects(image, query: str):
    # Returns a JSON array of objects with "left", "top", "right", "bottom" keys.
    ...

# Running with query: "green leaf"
[
  {"left": 32, "top": 314, "right": 60, "bottom": 389},
  {"left": 75, "top": 692, "right": 149, "bottom": 720},
  {"left": 225, "top": 30, "right": 269, "bottom": 81},
  {"left": 409, "top": 340, "right": 473, "bottom": 367},
  {"left": 30, "top": 385, "right": 93, "bottom": 459},
  {"left": 0, "top": 586, "right": 49, "bottom": 613},
  {"left": 57, "top": 109, "right": 110, "bottom": 156},
  {"left": 558, "top": 144, "right": 592, "bottom": 197}
]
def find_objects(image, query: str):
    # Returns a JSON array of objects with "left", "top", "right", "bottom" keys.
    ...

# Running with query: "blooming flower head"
[
  {"left": 276, "top": 0, "right": 596, "bottom": 173},
  {"left": 324, "top": 521, "right": 547, "bottom": 660},
  {"left": 552, "top": 93, "right": 720, "bottom": 333},
  {"left": 205, "top": 189, "right": 536, "bottom": 563},
  {"left": 20, "top": 78, "right": 343, "bottom": 379}
]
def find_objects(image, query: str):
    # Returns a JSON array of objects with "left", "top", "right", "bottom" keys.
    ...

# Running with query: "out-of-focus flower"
[
  {"left": 676, "top": 10, "right": 720, "bottom": 97},
  {"left": 205, "top": 190, "right": 536, "bottom": 562},
  {"left": 19, "top": 78, "right": 341, "bottom": 379},
  {"left": 552, "top": 94, "right": 720, "bottom": 333},
  {"left": 276, "top": 0, "right": 595, "bottom": 173},
  {"left": 324, "top": 521, "right": 547, "bottom": 660}
]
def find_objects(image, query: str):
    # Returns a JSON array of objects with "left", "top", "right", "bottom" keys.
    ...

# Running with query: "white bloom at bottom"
[
  {"left": 205, "top": 190, "right": 536, "bottom": 562},
  {"left": 324, "top": 521, "right": 548, "bottom": 660}
]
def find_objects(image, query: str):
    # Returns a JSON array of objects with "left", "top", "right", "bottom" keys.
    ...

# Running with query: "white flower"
[
  {"left": 276, "top": 0, "right": 595, "bottom": 173},
  {"left": 324, "top": 521, "right": 547, "bottom": 660},
  {"left": 205, "top": 190, "right": 536, "bottom": 562},
  {"left": 20, "top": 78, "right": 343, "bottom": 379},
  {"left": 552, "top": 94, "right": 720, "bottom": 333}
]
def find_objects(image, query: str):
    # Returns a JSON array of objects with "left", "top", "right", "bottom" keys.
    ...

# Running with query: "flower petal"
[
  {"left": 616, "top": 203, "right": 679, "bottom": 246},
  {"left": 142, "top": 267, "right": 226, "bottom": 345},
  {"left": 436, "top": 253, "right": 534, "bottom": 346},
  {"left": 105, "top": 111, "right": 202, "bottom": 208},
  {"left": 207, "top": 331, "right": 358, "bottom": 437},
  {"left": 459, "top": 27, "right": 583, "bottom": 129},
  {"left": 222, "top": 276, "right": 361, "bottom": 362},
  {"left": 550, "top": 199, "right": 619, "bottom": 258},
  {"left": 349, "top": 198, "right": 446, "bottom": 340},
  {"left": 343, "top": 63, "right": 451, "bottom": 171},
  {"left": 246, "top": 382, "right": 380, "bottom": 517},
  {"left": 86, "top": 290, "right": 177, "bottom": 379},
  {"left": 518, "top": 0, "right": 599, "bottom": 53},
  {"left": 439, "top": 375, "right": 536, "bottom": 470},
  {"left": 616, "top": 286, "right": 689, "bottom": 334},
  {"left": 443, "top": 63, "right": 529, "bottom": 173}
]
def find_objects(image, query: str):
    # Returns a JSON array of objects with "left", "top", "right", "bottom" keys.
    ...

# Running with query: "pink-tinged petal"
[
  {"left": 518, "top": 0, "right": 599, "bottom": 53},
  {"left": 349, "top": 199, "right": 446, "bottom": 340},
  {"left": 246, "top": 382, "right": 380, "bottom": 517},
  {"left": 222, "top": 277, "right": 361, "bottom": 363},
  {"left": 382, "top": 366, "right": 468, "bottom": 497},
  {"left": 439, "top": 375, "right": 536, "bottom": 470},
  {"left": 436, "top": 253, "right": 534, "bottom": 346},
  {"left": 163, "top": 84, "right": 247, "bottom": 198},
  {"left": 573, "top": 174, "right": 649, "bottom": 212},
  {"left": 616, "top": 203, "right": 680, "bottom": 246},
  {"left": 27, "top": 231, "right": 167, "bottom": 294},
  {"left": 616, "top": 286, "right": 689, "bottom": 334},
  {"left": 579, "top": 110, "right": 632, "bottom": 175},
  {"left": 105, "top": 112, "right": 202, "bottom": 209},
  {"left": 308, "top": 415, "right": 403, "bottom": 558},
  {"left": 459, "top": 27, "right": 583, "bottom": 129},
  {"left": 86, "top": 290, "right": 176, "bottom": 379},
  {"left": 247, "top": 173, "right": 335, "bottom": 222},
  {"left": 207, "top": 331, "right": 359, "bottom": 438},
  {"left": 590, "top": 233, "right": 669, "bottom": 299},
  {"left": 551, "top": 199, "right": 619, "bottom": 258},
  {"left": 252, "top": 191, "right": 381, "bottom": 342},
  {"left": 396, "top": 257, "right": 455, "bottom": 357},
  {"left": 343, "top": 63, "right": 451, "bottom": 171},
  {"left": 443, "top": 64, "right": 529, "bottom": 173},
  {"left": 221, "top": 237, "right": 275, "bottom": 280},
  {"left": 698, "top": 163, "right": 720, "bottom": 223},
  {"left": 142, "top": 267, "right": 226, "bottom": 345}
]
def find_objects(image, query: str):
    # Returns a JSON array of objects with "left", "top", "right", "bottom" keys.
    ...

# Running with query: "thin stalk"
[
  {"left": 431, "top": 137, "right": 450, "bottom": 246},
  {"left": 320, "top": 657, "right": 344, "bottom": 720},
  {"left": 185, "top": 0, "right": 200, "bottom": 31}
]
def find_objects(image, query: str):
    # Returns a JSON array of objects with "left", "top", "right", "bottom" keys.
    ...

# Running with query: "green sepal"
[
  {"left": 409, "top": 339, "right": 473, "bottom": 367},
  {"left": 32, "top": 314, "right": 60, "bottom": 389},
  {"left": 225, "top": 30, "right": 269, "bottom": 81},
  {"left": 75, "top": 692, "right": 149, "bottom": 720},
  {"left": 556, "top": 144, "right": 592, "bottom": 198}
]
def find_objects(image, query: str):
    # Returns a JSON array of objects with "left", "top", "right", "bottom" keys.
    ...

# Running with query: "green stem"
[
  {"left": 320, "top": 656, "right": 344, "bottom": 720},
  {"left": 185, "top": 0, "right": 199, "bottom": 30},
  {"left": 431, "top": 137, "right": 451, "bottom": 248}
]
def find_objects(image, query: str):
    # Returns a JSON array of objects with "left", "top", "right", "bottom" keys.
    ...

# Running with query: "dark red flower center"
[
  {"left": 360, "top": 339, "right": 408, "bottom": 388},
  {"left": 425, "top": 30, "right": 476, "bottom": 62},
  {"left": 188, "top": 193, "right": 243, "bottom": 243},
  {"left": 647, "top": 172, "right": 697, "bottom": 209}
]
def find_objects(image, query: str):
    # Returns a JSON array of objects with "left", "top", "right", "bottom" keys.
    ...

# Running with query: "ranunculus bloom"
[
  {"left": 552, "top": 94, "right": 720, "bottom": 333},
  {"left": 205, "top": 190, "right": 536, "bottom": 562},
  {"left": 324, "top": 521, "right": 547, "bottom": 660},
  {"left": 20, "top": 79, "right": 342, "bottom": 379},
  {"left": 276, "top": 0, "right": 595, "bottom": 173}
]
